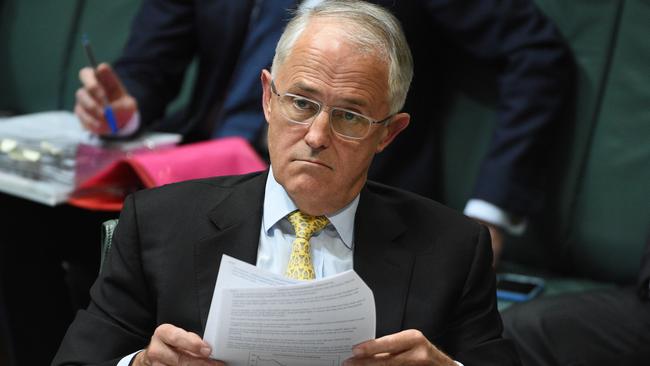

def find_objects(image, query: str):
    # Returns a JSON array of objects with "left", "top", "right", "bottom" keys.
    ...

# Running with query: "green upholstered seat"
[
  {"left": 0, "top": 0, "right": 79, "bottom": 114},
  {"left": 566, "top": 0, "right": 650, "bottom": 283},
  {"left": 0, "top": 0, "right": 194, "bottom": 117}
]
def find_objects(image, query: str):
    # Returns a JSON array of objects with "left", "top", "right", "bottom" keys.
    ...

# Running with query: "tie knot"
[{"left": 287, "top": 210, "right": 329, "bottom": 240}]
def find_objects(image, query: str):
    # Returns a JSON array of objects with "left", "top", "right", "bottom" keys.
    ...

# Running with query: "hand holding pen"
[{"left": 75, "top": 35, "right": 137, "bottom": 135}]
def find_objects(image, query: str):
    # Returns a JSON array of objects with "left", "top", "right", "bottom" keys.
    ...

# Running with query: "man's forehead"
[{"left": 273, "top": 18, "right": 389, "bottom": 108}]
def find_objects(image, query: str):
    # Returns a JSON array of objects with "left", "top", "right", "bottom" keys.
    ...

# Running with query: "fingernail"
[{"left": 201, "top": 346, "right": 211, "bottom": 356}]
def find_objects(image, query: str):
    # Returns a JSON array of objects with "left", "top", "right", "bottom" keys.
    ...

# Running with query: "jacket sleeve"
[
  {"left": 444, "top": 224, "right": 521, "bottom": 365},
  {"left": 422, "top": 0, "right": 576, "bottom": 215},
  {"left": 113, "top": 0, "right": 198, "bottom": 132},
  {"left": 52, "top": 194, "right": 155, "bottom": 365}
]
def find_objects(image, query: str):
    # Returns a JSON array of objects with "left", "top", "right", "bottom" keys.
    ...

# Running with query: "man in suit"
[
  {"left": 75, "top": 0, "right": 574, "bottom": 261},
  {"left": 75, "top": 0, "right": 292, "bottom": 145},
  {"left": 501, "top": 232, "right": 650, "bottom": 366},
  {"left": 54, "top": 1, "right": 519, "bottom": 365}
]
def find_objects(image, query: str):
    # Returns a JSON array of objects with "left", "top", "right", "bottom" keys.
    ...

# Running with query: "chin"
[{"left": 285, "top": 174, "right": 325, "bottom": 194}]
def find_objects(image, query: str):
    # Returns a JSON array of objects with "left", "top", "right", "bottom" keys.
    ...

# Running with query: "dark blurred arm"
[
  {"left": 422, "top": 0, "right": 576, "bottom": 216},
  {"left": 113, "top": 0, "right": 198, "bottom": 133}
]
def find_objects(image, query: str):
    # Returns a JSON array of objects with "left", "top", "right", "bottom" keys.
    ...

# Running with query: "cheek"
[
  {"left": 336, "top": 146, "right": 375, "bottom": 180},
  {"left": 267, "top": 122, "right": 288, "bottom": 152},
  {"left": 268, "top": 123, "right": 304, "bottom": 162}
]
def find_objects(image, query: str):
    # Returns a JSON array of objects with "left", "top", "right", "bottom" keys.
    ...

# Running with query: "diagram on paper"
[{"left": 248, "top": 352, "right": 339, "bottom": 366}]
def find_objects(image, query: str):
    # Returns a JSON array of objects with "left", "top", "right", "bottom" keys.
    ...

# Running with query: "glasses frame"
[{"left": 270, "top": 80, "right": 393, "bottom": 140}]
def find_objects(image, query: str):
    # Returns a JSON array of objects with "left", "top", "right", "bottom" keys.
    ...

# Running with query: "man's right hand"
[
  {"left": 133, "top": 323, "right": 224, "bottom": 366},
  {"left": 75, "top": 63, "right": 137, "bottom": 135}
]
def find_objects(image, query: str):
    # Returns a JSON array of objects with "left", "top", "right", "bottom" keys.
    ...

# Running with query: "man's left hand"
[{"left": 343, "top": 329, "right": 456, "bottom": 365}]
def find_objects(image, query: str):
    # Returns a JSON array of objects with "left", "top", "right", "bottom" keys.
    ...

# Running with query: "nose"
[{"left": 304, "top": 109, "right": 331, "bottom": 150}]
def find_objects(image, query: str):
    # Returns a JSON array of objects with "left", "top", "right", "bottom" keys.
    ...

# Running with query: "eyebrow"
[{"left": 290, "top": 81, "right": 369, "bottom": 109}]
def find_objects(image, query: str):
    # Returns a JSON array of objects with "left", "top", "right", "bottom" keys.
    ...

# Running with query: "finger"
[
  {"left": 344, "top": 347, "right": 438, "bottom": 366},
  {"left": 75, "top": 87, "right": 110, "bottom": 134},
  {"left": 343, "top": 352, "right": 391, "bottom": 366},
  {"left": 75, "top": 87, "right": 104, "bottom": 119},
  {"left": 145, "top": 334, "right": 218, "bottom": 366},
  {"left": 352, "top": 329, "right": 424, "bottom": 358},
  {"left": 74, "top": 103, "right": 108, "bottom": 134},
  {"left": 142, "top": 333, "right": 181, "bottom": 365},
  {"left": 110, "top": 94, "right": 138, "bottom": 129},
  {"left": 155, "top": 324, "right": 212, "bottom": 358},
  {"left": 375, "top": 340, "right": 453, "bottom": 366},
  {"left": 142, "top": 343, "right": 224, "bottom": 366},
  {"left": 177, "top": 353, "right": 226, "bottom": 366},
  {"left": 96, "top": 63, "right": 128, "bottom": 101},
  {"left": 79, "top": 67, "right": 108, "bottom": 102}
]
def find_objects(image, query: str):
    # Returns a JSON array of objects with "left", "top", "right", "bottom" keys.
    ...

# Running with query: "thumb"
[{"left": 96, "top": 63, "right": 128, "bottom": 102}]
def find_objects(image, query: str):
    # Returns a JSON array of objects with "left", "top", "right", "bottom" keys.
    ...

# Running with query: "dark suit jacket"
[
  {"left": 113, "top": 0, "right": 574, "bottom": 217},
  {"left": 52, "top": 171, "right": 519, "bottom": 365},
  {"left": 370, "top": 0, "right": 575, "bottom": 216},
  {"left": 114, "top": 0, "right": 256, "bottom": 142}
]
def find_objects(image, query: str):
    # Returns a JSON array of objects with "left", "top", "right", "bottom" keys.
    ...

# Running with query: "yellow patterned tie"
[{"left": 285, "top": 210, "right": 330, "bottom": 280}]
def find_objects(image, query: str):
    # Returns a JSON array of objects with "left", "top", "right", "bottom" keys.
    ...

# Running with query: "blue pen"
[{"left": 81, "top": 34, "right": 119, "bottom": 134}]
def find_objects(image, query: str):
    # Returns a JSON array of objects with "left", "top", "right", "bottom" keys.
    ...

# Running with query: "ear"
[
  {"left": 261, "top": 69, "right": 273, "bottom": 124},
  {"left": 375, "top": 113, "right": 409, "bottom": 153}
]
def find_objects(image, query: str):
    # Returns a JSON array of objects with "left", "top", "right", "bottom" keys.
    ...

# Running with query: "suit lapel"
[
  {"left": 354, "top": 185, "right": 413, "bottom": 337},
  {"left": 192, "top": 174, "right": 415, "bottom": 335},
  {"left": 194, "top": 171, "right": 268, "bottom": 330}
]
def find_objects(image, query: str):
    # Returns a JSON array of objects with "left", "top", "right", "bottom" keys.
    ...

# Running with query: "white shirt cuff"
[
  {"left": 117, "top": 349, "right": 142, "bottom": 366},
  {"left": 464, "top": 199, "right": 527, "bottom": 236},
  {"left": 455, "top": 361, "right": 464, "bottom": 366}
]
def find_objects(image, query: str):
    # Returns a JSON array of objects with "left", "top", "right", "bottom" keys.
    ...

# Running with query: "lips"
[{"left": 293, "top": 158, "right": 333, "bottom": 170}]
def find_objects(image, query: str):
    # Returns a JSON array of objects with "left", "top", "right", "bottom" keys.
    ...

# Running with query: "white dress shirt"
[{"left": 256, "top": 166, "right": 357, "bottom": 278}]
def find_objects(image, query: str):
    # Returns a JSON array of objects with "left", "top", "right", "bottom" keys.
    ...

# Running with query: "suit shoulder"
[
  {"left": 130, "top": 171, "right": 266, "bottom": 210},
  {"left": 364, "top": 180, "right": 481, "bottom": 232}
]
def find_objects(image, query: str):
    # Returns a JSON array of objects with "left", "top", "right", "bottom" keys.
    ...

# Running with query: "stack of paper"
[
  {"left": 204, "top": 255, "right": 376, "bottom": 366},
  {"left": 0, "top": 111, "right": 181, "bottom": 205}
]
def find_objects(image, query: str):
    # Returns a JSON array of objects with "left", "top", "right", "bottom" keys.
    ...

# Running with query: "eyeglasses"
[{"left": 270, "top": 81, "right": 393, "bottom": 140}]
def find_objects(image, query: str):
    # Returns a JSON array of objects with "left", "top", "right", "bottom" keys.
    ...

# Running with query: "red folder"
[{"left": 68, "top": 137, "right": 267, "bottom": 211}]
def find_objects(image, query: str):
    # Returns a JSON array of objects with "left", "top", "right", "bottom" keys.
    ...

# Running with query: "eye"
[
  {"left": 343, "top": 112, "right": 357, "bottom": 121},
  {"left": 292, "top": 97, "right": 312, "bottom": 110}
]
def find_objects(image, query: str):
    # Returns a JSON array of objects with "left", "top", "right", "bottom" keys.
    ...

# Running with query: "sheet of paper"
[{"left": 204, "top": 255, "right": 376, "bottom": 366}]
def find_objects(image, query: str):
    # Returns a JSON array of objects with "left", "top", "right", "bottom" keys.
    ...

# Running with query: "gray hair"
[{"left": 270, "top": 0, "right": 413, "bottom": 115}]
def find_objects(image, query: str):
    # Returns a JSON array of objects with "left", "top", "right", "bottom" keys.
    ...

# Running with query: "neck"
[{"left": 290, "top": 189, "right": 360, "bottom": 216}]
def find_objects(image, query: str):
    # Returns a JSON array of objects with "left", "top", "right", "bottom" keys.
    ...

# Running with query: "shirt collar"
[{"left": 263, "top": 166, "right": 359, "bottom": 249}]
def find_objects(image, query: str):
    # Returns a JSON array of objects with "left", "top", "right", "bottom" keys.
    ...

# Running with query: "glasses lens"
[
  {"left": 279, "top": 95, "right": 320, "bottom": 123},
  {"left": 331, "top": 108, "right": 371, "bottom": 139}
]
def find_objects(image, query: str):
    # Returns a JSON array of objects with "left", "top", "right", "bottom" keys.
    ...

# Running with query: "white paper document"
[{"left": 204, "top": 255, "right": 376, "bottom": 366}]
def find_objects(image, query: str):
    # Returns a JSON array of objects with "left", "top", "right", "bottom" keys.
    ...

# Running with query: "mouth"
[{"left": 293, "top": 158, "right": 333, "bottom": 170}]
